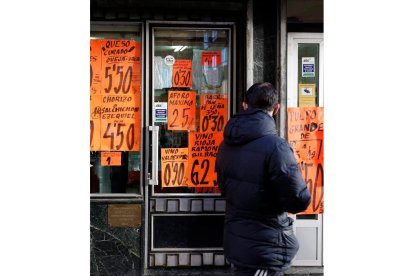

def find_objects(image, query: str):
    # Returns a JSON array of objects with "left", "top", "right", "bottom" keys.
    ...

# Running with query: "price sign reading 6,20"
[
  {"left": 187, "top": 132, "right": 223, "bottom": 187},
  {"left": 200, "top": 94, "right": 227, "bottom": 133},
  {"left": 161, "top": 148, "right": 189, "bottom": 188},
  {"left": 172, "top": 60, "right": 192, "bottom": 88},
  {"left": 167, "top": 90, "right": 196, "bottom": 131}
]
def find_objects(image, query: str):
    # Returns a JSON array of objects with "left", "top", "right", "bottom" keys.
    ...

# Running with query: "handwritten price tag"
[
  {"left": 101, "top": 152, "right": 122, "bottom": 166},
  {"left": 167, "top": 90, "right": 196, "bottom": 131},
  {"left": 172, "top": 60, "right": 192, "bottom": 88},
  {"left": 161, "top": 148, "right": 189, "bottom": 187}
]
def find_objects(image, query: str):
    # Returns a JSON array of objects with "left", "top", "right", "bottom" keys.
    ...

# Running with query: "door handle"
[{"left": 148, "top": 125, "right": 159, "bottom": 185}]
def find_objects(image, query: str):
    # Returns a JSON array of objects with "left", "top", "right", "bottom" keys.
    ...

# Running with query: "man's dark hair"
[{"left": 244, "top": 82, "right": 279, "bottom": 112}]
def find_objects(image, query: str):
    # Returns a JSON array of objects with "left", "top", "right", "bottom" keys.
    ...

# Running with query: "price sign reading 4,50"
[
  {"left": 101, "top": 122, "right": 135, "bottom": 151},
  {"left": 161, "top": 148, "right": 188, "bottom": 188},
  {"left": 172, "top": 60, "right": 192, "bottom": 88}
]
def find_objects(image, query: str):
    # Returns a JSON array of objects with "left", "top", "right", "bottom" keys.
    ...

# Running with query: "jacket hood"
[{"left": 223, "top": 108, "right": 277, "bottom": 146}]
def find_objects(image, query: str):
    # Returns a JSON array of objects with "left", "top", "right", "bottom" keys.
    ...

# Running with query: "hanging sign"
[
  {"left": 187, "top": 132, "right": 223, "bottom": 187},
  {"left": 101, "top": 40, "right": 141, "bottom": 95},
  {"left": 90, "top": 40, "right": 102, "bottom": 95},
  {"left": 287, "top": 107, "right": 324, "bottom": 214},
  {"left": 298, "top": 83, "right": 316, "bottom": 107},
  {"left": 161, "top": 148, "right": 189, "bottom": 187},
  {"left": 90, "top": 95, "right": 102, "bottom": 151},
  {"left": 172, "top": 60, "right": 192, "bottom": 88},
  {"left": 101, "top": 152, "right": 122, "bottom": 166},
  {"left": 201, "top": 51, "right": 221, "bottom": 67},
  {"left": 302, "top": 57, "right": 315, "bottom": 77},
  {"left": 200, "top": 94, "right": 227, "bottom": 132},
  {"left": 167, "top": 90, "right": 196, "bottom": 131}
]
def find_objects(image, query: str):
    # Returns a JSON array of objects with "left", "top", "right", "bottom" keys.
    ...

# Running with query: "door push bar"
[{"left": 148, "top": 125, "right": 159, "bottom": 185}]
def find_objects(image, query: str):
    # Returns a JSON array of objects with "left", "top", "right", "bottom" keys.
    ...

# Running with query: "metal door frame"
[
  {"left": 144, "top": 21, "right": 237, "bottom": 270},
  {"left": 287, "top": 32, "right": 324, "bottom": 266}
]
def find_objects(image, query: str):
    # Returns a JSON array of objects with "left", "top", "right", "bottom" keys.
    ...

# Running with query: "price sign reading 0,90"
[
  {"left": 172, "top": 60, "right": 192, "bottom": 88},
  {"left": 161, "top": 148, "right": 189, "bottom": 188}
]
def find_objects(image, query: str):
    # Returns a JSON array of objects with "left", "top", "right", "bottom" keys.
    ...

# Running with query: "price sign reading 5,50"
[
  {"left": 104, "top": 64, "right": 133, "bottom": 94},
  {"left": 102, "top": 122, "right": 135, "bottom": 150}
]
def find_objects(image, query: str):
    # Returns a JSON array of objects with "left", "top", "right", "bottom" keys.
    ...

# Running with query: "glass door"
[
  {"left": 146, "top": 23, "right": 233, "bottom": 268},
  {"left": 287, "top": 32, "right": 324, "bottom": 266}
]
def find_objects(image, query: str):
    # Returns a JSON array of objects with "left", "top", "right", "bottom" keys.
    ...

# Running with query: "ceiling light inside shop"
[{"left": 173, "top": 45, "right": 183, "bottom": 52}]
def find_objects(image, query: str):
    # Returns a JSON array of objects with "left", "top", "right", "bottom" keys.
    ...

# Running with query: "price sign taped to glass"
[
  {"left": 200, "top": 94, "right": 227, "bottom": 133},
  {"left": 100, "top": 94, "right": 140, "bottom": 151},
  {"left": 201, "top": 51, "right": 221, "bottom": 67},
  {"left": 172, "top": 60, "right": 192, "bottom": 88},
  {"left": 90, "top": 95, "right": 102, "bottom": 151},
  {"left": 167, "top": 90, "right": 196, "bottom": 131},
  {"left": 90, "top": 40, "right": 102, "bottom": 95},
  {"left": 101, "top": 40, "right": 141, "bottom": 95},
  {"left": 161, "top": 148, "right": 189, "bottom": 187},
  {"left": 101, "top": 152, "right": 122, "bottom": 166},
  {"left": 187, "top": 132, "right": 223, "bottom": 187}
]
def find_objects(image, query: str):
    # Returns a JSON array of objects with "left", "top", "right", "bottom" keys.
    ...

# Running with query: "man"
[{"left": 216, "top": 82, "right": 311, "bottom": 276}]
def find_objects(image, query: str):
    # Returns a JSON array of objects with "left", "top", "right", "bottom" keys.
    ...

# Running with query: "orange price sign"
[
  {"left": 201, "top": 51, "right": 221, "bottom": 67},
  {"left": 90, "top": 95, "right": 102, "bottom": 151},
  {"left": 90, "top": 40, "right": 102, "bottom": 95},
  {"left": 287, "top": 107, "right": 324, "bottom": 214},
  {"left": 187, "top": 132, "right": 223, "bottom": 187},
  {"left": 200, "top": 94, "right": 227, "bottom": 133},
  {"left": 172, "top": 60, "right": 192, "bottom": 88},
  {"left": 101, "top": 40, "right": 141, "bottom": 95},
  {"left": 101, "top": 152, "right": 122, "bottom": 166},
  {"left": 100, "top": 94, "right": 140, "bottom": 151},
  {"left": 161, "top": 148, "right": 189, "bottom": 187},
  {"left": 167, "top": 90, "right": 196, "bottom": 131}
]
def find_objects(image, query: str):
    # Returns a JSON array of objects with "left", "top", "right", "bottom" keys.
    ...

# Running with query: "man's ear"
[
  {"left": 272, "top": 103, "right": 280, "bottom": 116},
  {"left": 242, "top": 101, "right": 248, "bottom": 111}
]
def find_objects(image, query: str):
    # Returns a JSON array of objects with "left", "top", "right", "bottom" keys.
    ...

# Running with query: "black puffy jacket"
[{"left": 216, "top": 108, "right": 311, "bottom": 272}]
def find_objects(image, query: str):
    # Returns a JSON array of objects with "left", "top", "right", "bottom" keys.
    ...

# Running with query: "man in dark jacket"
[{"left": 216, "top": 82, "right": 311, "bottom": 276}]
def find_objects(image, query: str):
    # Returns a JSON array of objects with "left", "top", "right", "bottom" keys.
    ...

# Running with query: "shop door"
[
  {"left": 145, "top": 22, "right": 233, "bottom": 269},
  {"left": 287, "top": 32, "right": 324, "bottom": 266}
]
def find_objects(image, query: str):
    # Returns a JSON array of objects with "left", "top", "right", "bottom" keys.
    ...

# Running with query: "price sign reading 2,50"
[
  {"left": 103, "top": 122, "right": 135, "bottom": 150},
  {"left": 104, "top": 64, "right": 133, "bottom": 94}
]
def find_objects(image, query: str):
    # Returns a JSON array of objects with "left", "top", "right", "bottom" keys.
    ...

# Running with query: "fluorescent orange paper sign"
[
  {"left": 90, "top": 95, "right": 101, "bottom": 151},
  {"left": 90, "top": 40, "right": 102, "bottom": 95},
  {"left": 161, "top": 148, "right": 189, "bottom": 187},
  {"left": 101, "top": 40, "right": 141, "bottom": 95},
  {"left": 201, "top": 51, "right": 221, "bottom": 67},
  {"left": 167, "top": 90, "right": 196, "bottom": 131},
  {"left": 100, "top": 94, "right": 140, "bottom": 151},
  {"left": 187, "top": 132, "right": 223, "bottom": 187},
  {"left": 101, "top": 152, "right": 122, "bottom": 166},
  {"left": 200, "top": 94, "right": 227, "bottom": 132},
  {"left": 287, "top": 107, "right": 324, "bottom": 214},
  {"left": 172, "top": 60, "right": 192, "bottom": 88}
]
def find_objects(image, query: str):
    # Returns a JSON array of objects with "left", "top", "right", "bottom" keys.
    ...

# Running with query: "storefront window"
[
  {"left": 90, "top": 23, "right": 142, "bottom": 194},
  {"left": 152, "top": 28, "right": 230, "bottom": 195}
]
